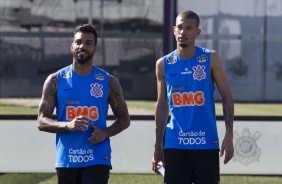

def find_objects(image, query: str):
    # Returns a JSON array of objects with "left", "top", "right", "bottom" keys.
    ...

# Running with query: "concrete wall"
[{"left": 0, "top": 120, "right": 282, "bottom": 175}]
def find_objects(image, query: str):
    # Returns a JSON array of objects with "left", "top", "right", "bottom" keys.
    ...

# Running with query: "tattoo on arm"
[
  {"left": 106, "top": 75, "right": 130, "bottom": 137},
  {"left": 37, "top": 73, "right": 60, "bottom": 132},
  {"left": 40, "top": 75, "right": 57, "bottom": 117},
  {"left": 223, "top": 101, "right": 234, "bottom": 134},
  {"left": 108, "top": 76, "right": 125, "bottom": 117}
]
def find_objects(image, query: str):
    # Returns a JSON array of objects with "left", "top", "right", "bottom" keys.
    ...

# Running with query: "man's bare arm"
[
  {"left": 152, "top": 57, "right": 169, "bottom": 174},
  {"left": 211, "top": 51, "right": 234, "bottom": 133},
  {"left": 211, "top": 50, "right": 234, "bottom": 164},
  {"left": 37, "top": 73, "right": 66, "bottom": 133},
  {"left": 154, "top": 58, "right": 169, "bottom": 150},
  {"left": 104, "top": 75, "right": 130, "bottom": 137},
  {"left": 222, "top": 100, "right": 234, "bottom": 134}
]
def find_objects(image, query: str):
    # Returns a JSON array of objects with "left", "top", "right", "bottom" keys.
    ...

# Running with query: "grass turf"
[
  {"left": 0, "top": 173, "right": 282, "bottom": 184},
  {"left": 1, "top": 100, "right": 282, "bottom": 116}
]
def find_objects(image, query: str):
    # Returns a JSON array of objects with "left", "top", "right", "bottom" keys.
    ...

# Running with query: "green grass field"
[
  {"left": 1, "top": 100, "right": 282, "bottom": 116},
  {"left": 126, "top": 101, "right": 282, "bottom": 116},
  {"left": 0, "top": 100, "right": 281, "bottom": 183},
  {"left": 0, "top": 173, "right": 282, "bottom": 184},
  {"left": 0, "top": 102, "right": 38, "bottom": 115}
]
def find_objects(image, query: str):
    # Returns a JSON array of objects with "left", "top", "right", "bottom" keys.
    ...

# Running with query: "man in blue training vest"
[
  {"left": 38, "top": 24, "right": 130, "bottom": 184},
  {"left": 152, "top": 10, "right": 234, "bottom": 184}
]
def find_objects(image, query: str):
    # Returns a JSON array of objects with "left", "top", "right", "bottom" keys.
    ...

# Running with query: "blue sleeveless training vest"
[
  {"left": 163, "top": 46, "right": 219, "bottom": 150},
  {"left": 55, "top": 64, "right": 111, "bottom": 168}
]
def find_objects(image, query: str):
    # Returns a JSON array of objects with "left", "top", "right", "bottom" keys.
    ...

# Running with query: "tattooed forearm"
[
  {"left": 108, "top": 76, "right": 124, "bottom": 116},
  {"left": 39, "top": 98, "right": 55, "bottom": 118},
  {"left": 106, "top": 75, "right": 130, "bottom": 137},
  {"left": 223, "top": 101, "right": 234, "bottom": 134}
]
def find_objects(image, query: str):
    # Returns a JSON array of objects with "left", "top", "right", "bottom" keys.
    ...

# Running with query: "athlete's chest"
[{"left": 166, "top": 59, "right": 209, "bottom": 86}]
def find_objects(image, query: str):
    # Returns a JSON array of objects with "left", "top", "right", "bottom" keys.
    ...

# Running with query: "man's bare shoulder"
[
  {"left": 108, "top": 75, "right": 123, "bottom": 98},
  {"left": 48, "top": 72, "right": 58, "bottom": 80},
  {"left": 156, "top": 57, "right": 164, "bottom": 64},
  {"left": 210, "top": 49, "right": 221, "bottom": 58},
  {"left": 156, "top": 57, "right": 165, "bottom": 70},
  {"left": 210, "top": 49, "right": 223, "bottom": 67},
  {"left": 46, "top": 72, "right": 58, "bottom": 84},
  {"left": 43, "top": 72, "right": 58, "bottom": 95},
  {"left": 108, "top": 75, "right": 120, "bottom": 88}
]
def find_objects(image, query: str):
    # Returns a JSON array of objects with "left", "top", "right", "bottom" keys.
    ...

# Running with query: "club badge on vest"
[
  {"left": 61, "top": 71, "right": 72, "bottom": 78},
  {"left": 197, "top": 54, "right": 208, "bottom": 62},
  {"left": 193, "top": 65, "right": 206, "bottom": 81},
  {"left": 95, "top": 73, "right": 106, "bottom": 80},
  {"left": 167, "top": 56, "right": 177, "bottom": 64},
  {"left": 90, "top": 83, "right": 103, "bottom": 98}
]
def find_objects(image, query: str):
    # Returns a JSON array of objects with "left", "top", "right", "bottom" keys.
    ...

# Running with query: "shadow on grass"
[{"left": 0, "top": 173, "right": 56, "bottom": 184}]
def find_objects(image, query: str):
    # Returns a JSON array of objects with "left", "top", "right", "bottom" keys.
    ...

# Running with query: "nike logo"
[{"left": 64, "top": 87, "right": 75, "bottom": 91}]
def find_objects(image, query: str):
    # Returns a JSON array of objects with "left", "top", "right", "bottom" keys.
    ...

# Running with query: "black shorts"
[
  {"left": 164, "top": 149, "right": 220, "bottom": 184},
  {"left": 56, "top": 165, "right": 110, "bottom": 184}
]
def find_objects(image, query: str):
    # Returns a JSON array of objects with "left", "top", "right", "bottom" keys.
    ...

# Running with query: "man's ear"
[
  {"left": 173, "top": 26, "right": 176, "bottom": 35},
  {"left": 71, "top": 42, "right": 74, "bottom": 52},
  {"left": 197, "top": 28, "right": 201, "bottom": 36},
  {"left": 93, "top": 45, "right": 97, "bottom": 53}
]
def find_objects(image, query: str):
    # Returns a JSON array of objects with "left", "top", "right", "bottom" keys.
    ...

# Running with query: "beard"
[
  {"left": 179, "top": 43, "right": 188, "bottom": 48},
  {"left": 73, "top": 50, "right": 94, "bottom": 64}
]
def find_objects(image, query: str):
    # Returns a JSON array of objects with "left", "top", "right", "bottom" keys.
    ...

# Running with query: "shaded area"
[{"left": 0, "top": 173, "right": 55, "bottom": 184}]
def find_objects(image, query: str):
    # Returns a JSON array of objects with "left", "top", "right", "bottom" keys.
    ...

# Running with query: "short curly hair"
[{"left": 74, "top": 24, "right": 98, "bottom": 45}]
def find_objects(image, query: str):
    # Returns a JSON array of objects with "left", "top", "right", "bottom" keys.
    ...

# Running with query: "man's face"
[
  {"left": 71, "top": 32, "right": 96, "bottom": 64},
  {"left": 173, "top": 16, "right": 201, "bottom": 48}
]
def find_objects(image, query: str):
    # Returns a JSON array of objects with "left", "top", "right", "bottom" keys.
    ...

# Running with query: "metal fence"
[{"left": 1, "top": 0, "right": 282, "bottom": 102}]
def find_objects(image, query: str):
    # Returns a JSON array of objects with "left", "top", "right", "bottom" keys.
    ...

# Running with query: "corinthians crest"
[
  {"left": 193, "top": 65, "right": 206, "bottom": 81},
  {"left": 234, "top": 128, "right": 261, "bottom": 166},
  {"left": 90, "top": 83, "right": 103, "bottom": 98}
]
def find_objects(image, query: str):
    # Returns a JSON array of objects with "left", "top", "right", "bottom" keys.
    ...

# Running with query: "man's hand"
[
  {"left": 65, "top": 116, "right": 89, "bottom": 132},
  {"left": 220, "top": 133, "right": 234, "bottom": 164},
  {"left": 88, "top": 123, "right": 108, "bottom": 144},
  {"left": 152, "top": 147, "right": 165, "bottom": 174}
]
